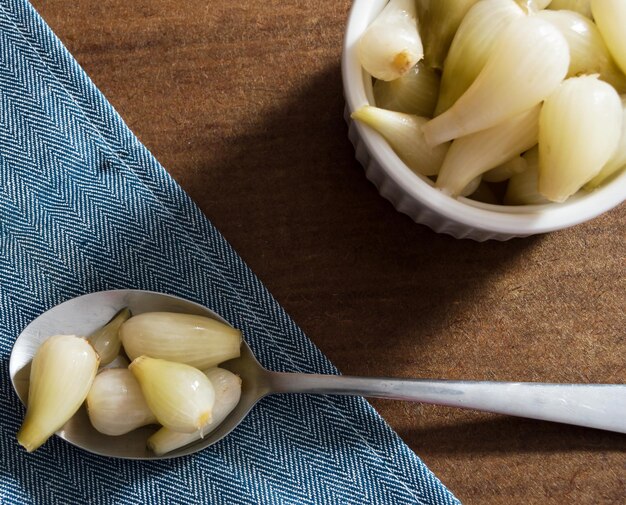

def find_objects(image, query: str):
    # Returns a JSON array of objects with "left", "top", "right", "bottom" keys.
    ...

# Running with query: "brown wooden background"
[{"left": 30, "top": 0, "right": 625, "bottom": 502}]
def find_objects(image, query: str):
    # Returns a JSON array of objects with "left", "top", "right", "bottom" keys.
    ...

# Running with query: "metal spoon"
[{"left": 9, "top": 290, "right": 626, "bottom": 459}]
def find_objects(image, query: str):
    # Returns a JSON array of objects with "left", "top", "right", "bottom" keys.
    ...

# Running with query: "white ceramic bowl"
[{"left": 341, "top": 0, "right": 626, "bottom": 241}]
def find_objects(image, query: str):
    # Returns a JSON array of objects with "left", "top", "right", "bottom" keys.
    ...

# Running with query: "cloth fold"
[{"left": 0, "top": 0, "right": 459, "bottom": 503}]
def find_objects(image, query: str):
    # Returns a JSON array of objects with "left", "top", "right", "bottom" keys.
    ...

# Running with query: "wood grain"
[{"left": 30, "top": 0, "right": 626, "bottom": 502}]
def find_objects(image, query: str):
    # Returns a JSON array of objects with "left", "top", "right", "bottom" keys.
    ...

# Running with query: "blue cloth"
[{"left": 0, "top": 0, "right": 460, "bottom": 503}]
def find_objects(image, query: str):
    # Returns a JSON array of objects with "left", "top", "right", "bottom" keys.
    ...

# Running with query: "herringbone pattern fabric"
[{"left": 0, "top": 0, "right": 459, "bottom": 503}]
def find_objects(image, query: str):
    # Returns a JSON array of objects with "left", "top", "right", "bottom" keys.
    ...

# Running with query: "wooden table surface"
[{"left": 31, "top": 0, "right": 626, "bottom": 503}]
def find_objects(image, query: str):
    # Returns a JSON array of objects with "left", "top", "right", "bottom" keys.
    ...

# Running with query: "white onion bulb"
[
  {"left": 352, "top": 106, "right": 449, "bottom": 176},
  {"left": 537, "top": 9, "right": 626, "bottom": 92},
  {"left": 504, "top": 147, "right": 551, "bottom": 205},
  {"left": 586, "top": 96, "right": 626, "bottom": 188},
  {"left": 436, "top": 105, "right": 541, "bottom": 197},
  {"left": 130, "top": 356, "right": 215, "bottom": 434},
  {"left": 87, "top": 368, "right": 157, "bottom": 436},
  {"left": 147, "top": 368, "right": 242, "bottom": 455},
  {"left": 436, "top": 0, "right": 524, "bottom": 116},
  {"left": 423, "top": 16, "right": 569, "bottom": 147},
  {"left": 17, "top": 335, "right": 99, "bottom": 452},
  {"left": 538, "top": 75, "right": 623, "bottom": 202},
  {"left": 88, "top": 308, "right": 130, "bottom": 366},
  {"left": 358, "top": 0, "right": 423, "bottom": 81},
  {"left": 373, "top": 61, "right": 440, "bottom": 117},
  {"left": 416, "top": 0, "right": 479, "bottom": 70},
  {"left": 120, "top": 312, "right": 241, "bottom": 370},
  {"left": 591, "top": 0, "right": 626, "bottom": 77}
]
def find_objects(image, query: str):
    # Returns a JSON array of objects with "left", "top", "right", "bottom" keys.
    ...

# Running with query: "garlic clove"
[
  {"left": 436, "top": 105, "right": 540, "bottom": 197},
  {"left": 483, "top": 155, "right": 528, "bottom": 183},
  {"left": 435, "top": 0, "right": 525, "bottom": 116},
  {"left": 538, "top": 75, "right": 623, "bottom": 202},
  {"left": 351, "top": 106, "right": 449, "bottom": 176},
  {"left": 129, "top": 356, "right": 215, "bottom": 434},
  {"left": 586, "top": 96, "right": 626, "bottom": 188},
  {"left": 504, "top": 146, "right": 551, "bottom": 204},
  {"left": 88, "top": 307, "right": 131, "bottom": 366},
  {"left": 423, "top": 16, "right": 569, "bottom": 147},
  {"left": 17, "top": 335, "right": 99, "bottom": 452},
  {"left": 416, "top": 0, "right": 479, "bottom": 70},
  {"left": 86, "top": 368, "right": 157, "bottom": 436},
  {"left": 373, "top": 61, "right": 440, "bottom": 117},
  {"left": 147, "top": 367, "right": 242, "bottom": 456},
  {"left": 537, "top": 9, "right": 626, "bottom": 92},
  {"left": 358, "top": 0, "right": 423, "bottom": 81},
  {"left": 120, "top": 312, "right": 241, "bottom": 369},
  {"left": 591, "top": 0, "right": 626, "bottom": 77},
  {"left": 548, "top": 0, "right": 593, "bottom": 19}
]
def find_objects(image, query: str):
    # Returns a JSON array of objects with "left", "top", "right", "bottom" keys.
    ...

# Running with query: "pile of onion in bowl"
[{"left": 341, "top": 0, "right": 626, "bottom": 240}]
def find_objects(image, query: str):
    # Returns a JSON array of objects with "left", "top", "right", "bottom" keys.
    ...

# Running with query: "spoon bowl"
[
  {"left": 10, "top": 290, "right": 626, "bottom": 459},
  {"left": 9, "top": 290, "right": 264, "bottom": 459}
]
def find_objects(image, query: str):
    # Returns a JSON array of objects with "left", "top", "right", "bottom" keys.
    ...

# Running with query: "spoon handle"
[{"left": 269, "top": 373, "right": 626, "bottom": 434}]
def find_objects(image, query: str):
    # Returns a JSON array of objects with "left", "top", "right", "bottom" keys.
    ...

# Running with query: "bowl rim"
[{"left": 341, "top": 0, "right": 626, "bottom": 235}]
